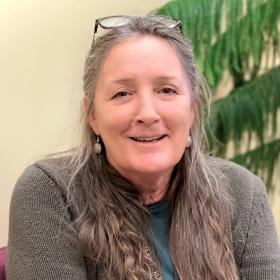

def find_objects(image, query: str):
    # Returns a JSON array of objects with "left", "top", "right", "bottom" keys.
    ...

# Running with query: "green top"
[{"left": 147, "top": 200, "right": 175, "bottom": 280}]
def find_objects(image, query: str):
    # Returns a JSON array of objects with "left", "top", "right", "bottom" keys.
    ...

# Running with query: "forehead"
[{"left": 98, "top": 35, "right": 186, "bottom": 81}]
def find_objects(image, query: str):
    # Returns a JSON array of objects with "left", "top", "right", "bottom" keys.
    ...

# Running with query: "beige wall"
[
  {"left": 0, "top": 0, "right": 167, "bottom": 246},
  {"left": 0, "top": 0, "right": 279, "bottom": 247}
]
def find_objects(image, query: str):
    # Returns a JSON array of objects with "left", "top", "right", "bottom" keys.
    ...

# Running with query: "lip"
[
  {"left": 128, "top": 133, "right": 167, "bottom": 138},
  {"left": 131, "top": 134, "right": 166, "bottom": 139},
  {"left": 129, "top": 134, "right": 167, "bottom": 143}
]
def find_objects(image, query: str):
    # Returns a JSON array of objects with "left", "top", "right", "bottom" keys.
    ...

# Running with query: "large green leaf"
[
  {"left": 152, "top": 0, "right": 280, "bottom": 192},
  {"left": 154, "top": 0, "right": 280, "bottom": 88},
  {"left": 209, "top": 66, "right": 280, "bottom": 154}
]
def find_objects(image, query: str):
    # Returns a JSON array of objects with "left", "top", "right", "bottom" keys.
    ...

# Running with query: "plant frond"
[
  {"left": 153, "top": 0, "right": 280, "bottom": 89},
  {"left": 208, "top": 65, "right": 280, "bottom": 154},
  {"left": 150, "top": 0, "right": 181, "bottom": 18},
  {"left": 205, "top": 0, "right": 280, "bottom": 89},
  {"left": 153, "top": 0, "right": 280, "bottom": 193}
]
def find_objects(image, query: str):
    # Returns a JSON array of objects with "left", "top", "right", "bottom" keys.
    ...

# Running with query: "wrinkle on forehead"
[{"left": 95, "top": 35, "right": 192, "bottom": 91}]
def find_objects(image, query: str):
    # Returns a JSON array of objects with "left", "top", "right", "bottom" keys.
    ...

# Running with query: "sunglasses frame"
[{"left": 92, "top": 15, "right": 183, "bottom": 43}]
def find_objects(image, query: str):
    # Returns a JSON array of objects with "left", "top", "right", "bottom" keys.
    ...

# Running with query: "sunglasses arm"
[{"left": 92, "top": 21, "right": 99, "bottom": 45}]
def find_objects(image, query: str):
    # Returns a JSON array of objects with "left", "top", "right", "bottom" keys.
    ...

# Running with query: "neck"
[{"left": 129, "top": 170, "right": 172, "bottom": 205}]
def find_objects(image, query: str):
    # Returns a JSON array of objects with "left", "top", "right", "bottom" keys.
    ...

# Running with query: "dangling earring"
[
  {"left": 94, "top": 136, "right": 102, "bottom": 154},
  {"left": 186, "top": 135, "right": 192, "bottom": 148}
]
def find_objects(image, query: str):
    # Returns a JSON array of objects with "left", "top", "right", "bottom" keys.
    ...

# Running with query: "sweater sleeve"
[
  {"left": 6, "top": 164, "right": 88, "bottom": 280},
  {"left": 238, "top": 176, "right": 280, "bottom": 279}
]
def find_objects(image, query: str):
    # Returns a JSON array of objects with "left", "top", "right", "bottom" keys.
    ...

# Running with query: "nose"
[{"left": 135, "top": 93, "right": 160, "bottom": 126}]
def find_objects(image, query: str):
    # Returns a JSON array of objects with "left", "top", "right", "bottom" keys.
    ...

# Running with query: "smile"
[{"left": 130, "top": 135, "right": 167, "bottom": 142}]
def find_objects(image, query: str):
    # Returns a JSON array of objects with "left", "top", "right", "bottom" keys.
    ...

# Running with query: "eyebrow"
[
  {"left": 155, "top": 76, "right": 179, "bottom": 82},
  {"left": 111, "top": 78, "right": 134, "bottom": 85},
  {"left": 111, "top": 76, "right": 179, "bottom": 84}
]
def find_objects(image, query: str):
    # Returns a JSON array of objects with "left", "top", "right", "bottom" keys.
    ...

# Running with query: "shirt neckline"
[{"left": 146, "top": 200, "right": 169, "bottom": 219}]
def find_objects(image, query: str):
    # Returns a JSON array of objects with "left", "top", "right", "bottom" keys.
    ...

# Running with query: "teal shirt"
[{"left": 146, "top": 200, "right": 175, "bottom": 280}]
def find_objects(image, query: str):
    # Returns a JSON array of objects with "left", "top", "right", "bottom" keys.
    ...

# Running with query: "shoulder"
[
  {"left": 7, "top": 158, "right": 90, "bottom": 279},
  {"left": 207, "top": 156, "right": 268, "bottom": 223},
  {"left": 207, "top": 156, "right": 266, "bottom": 203},
  {"left": 10, "top": 157, "right": 81, "bottom": 220},
  {"left": 206, "top": 156, "right": 268, "bottom": 234},
  {"left": 207, "top": 157, "right": 279, "bottom": 267},
  {"left": 13, "top": 157, "right": 71, "bottom": 197}
]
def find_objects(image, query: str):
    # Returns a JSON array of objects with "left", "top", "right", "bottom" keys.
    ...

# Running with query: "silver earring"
[
  {"left": 94, "top": 136, "right": 102, "bottom": 154},
  {"left": 186, "top": 135, "right": 192, "bottom": 148}
]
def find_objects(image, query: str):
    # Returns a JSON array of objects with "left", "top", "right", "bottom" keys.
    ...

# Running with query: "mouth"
[{"left": 129, "top": 135, "right": 167, "bottom": 143}]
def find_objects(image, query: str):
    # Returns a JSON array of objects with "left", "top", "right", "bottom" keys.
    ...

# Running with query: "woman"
[{"left": 7, "top": 16, "right": 280, "bottom": 280}]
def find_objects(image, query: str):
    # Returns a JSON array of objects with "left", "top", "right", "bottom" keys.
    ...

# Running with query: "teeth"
[{"left": 132, "top": 136, "right": 163, "bottom": 141}]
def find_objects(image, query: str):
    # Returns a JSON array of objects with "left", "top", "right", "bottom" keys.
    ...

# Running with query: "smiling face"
[{"left": 88, "top": 35, "right": 195, "bottom": 185}]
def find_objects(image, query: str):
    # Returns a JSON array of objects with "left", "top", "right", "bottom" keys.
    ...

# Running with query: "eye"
[
  {"left": 112, "top": 91, "right": 130, "bottom": 99},
  {"left": 159, "top": 87, "right": 177, "bottom": 95}
]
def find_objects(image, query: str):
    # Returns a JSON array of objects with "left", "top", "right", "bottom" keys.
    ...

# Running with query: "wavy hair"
[{"left": 68, "top": 16, "right": 238, "bottom": 280}]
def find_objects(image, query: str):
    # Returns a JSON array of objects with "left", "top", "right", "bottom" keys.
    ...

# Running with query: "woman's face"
[{"left": 88, "top": 35, "right": 195, "bottom": 181}]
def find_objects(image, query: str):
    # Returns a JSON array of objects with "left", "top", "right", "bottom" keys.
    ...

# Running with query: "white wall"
[{"left": 0, "top": 0, "right": 167, "bottom": 246}]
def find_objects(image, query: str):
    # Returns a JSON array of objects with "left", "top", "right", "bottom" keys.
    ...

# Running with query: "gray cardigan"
[{"left": 6, "top": 157, "right": 280, "bottom": 279}]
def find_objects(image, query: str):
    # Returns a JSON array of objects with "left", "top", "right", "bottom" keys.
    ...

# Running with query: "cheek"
[
  {"left": 94, "top": 107, "right": 131, "bottom": 139},
  {"left": 167, "top": 101, "right": 195, "bottom": 133},
  {"left": 174, "top": 109, "right": 194, "bottom": 152}
]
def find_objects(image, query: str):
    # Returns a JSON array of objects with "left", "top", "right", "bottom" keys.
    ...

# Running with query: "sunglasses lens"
[
  {"left": 152, "top": 16, "right": 179, "bottom": 28},
  {"left": 99, "top": 16, "right": 131, "bottom": 28}
]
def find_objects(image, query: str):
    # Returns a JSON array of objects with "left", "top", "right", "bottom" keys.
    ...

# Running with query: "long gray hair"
[{"left": 68, "top": 16, "right": 238, "bottom": 280}]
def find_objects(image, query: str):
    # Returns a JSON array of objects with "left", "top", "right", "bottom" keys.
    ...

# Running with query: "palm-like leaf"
[
  {"left": 154, "top": 0, "right": 280, "bottom": 88},
  {"left": 153, "top": 0, "right": 280, "bottom": 190},
  {"left": 209, "top": 66, "right": 280, "bottom": 154}
]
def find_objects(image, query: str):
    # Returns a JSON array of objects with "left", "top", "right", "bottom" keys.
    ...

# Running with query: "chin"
[{"left": 129, "top": 160, "right": 175, "bottom": 175}]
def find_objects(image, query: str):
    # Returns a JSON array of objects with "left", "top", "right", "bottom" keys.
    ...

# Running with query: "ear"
[{"left": 83, "top": 95, "right": 100, "bottom": 135}]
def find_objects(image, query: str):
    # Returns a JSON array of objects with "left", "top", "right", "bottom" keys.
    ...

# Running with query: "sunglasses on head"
[{"left": 92, "top": 15, "right": 182, "bottom": 42}]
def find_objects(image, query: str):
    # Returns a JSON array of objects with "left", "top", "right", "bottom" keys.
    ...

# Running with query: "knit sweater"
[{"left": 6, "top": 157, "right": 280, "bottom": 279}]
